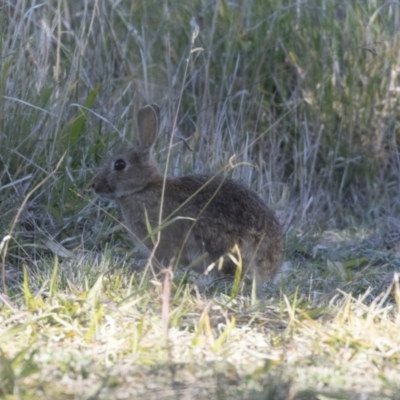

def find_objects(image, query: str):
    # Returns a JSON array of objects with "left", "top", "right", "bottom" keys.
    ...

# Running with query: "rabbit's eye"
[{"left": 114, "top": 159, "right": 126, "bottom": 171}]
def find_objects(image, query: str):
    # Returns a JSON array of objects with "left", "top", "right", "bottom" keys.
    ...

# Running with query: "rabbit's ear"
[{"left": 137, "top": 104, "right": 160, "bottom": 155}]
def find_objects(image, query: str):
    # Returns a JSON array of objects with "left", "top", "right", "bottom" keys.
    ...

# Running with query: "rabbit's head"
[{"left": 92, "top": 104, "right": 160, "bottom": 199}]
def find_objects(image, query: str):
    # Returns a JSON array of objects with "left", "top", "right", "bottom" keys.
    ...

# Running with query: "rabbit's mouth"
[{"left": 92, "top": 180, "right": 116, "bottom": 199}]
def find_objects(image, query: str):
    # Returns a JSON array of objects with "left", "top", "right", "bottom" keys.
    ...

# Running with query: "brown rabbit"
[{"left": 91, "top": 104, "right": 283, "bottom": 294}]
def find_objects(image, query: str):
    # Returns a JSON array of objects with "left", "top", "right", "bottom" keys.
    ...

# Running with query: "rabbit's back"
[{"left": 175, "top": 175, "right": 278, "bottom": 232}]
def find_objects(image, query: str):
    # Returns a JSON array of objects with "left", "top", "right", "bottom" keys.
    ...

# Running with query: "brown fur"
[{"left": 91, "top": 104, "right": 283, "bottom": 293}]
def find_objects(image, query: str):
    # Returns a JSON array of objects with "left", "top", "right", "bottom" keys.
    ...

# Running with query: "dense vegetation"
[{"left": 1, "top": 1, "right": 400, "bottom": 398}]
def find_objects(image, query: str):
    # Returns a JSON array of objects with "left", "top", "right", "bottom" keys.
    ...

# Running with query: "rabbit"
[{"left": 91, "top": 104, "right": 284, "bottom": 295}]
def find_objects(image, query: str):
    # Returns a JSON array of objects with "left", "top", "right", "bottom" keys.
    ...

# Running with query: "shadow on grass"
[{"left": 94, "top": 363, "right": 399, "bottom": 400}]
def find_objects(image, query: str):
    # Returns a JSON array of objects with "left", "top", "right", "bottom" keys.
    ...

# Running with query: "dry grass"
[
  {"left": 0, "top": 252, "right": 399, "bottom": 398},
  {"left": 1, "top": 0, "right": 400, "bottom": 398}
]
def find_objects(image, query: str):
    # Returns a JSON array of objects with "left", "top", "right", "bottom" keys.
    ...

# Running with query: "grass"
[
  {"left": 1, "top": 0, "right": 400, "bottom": 398},
  {"left": 0, "top": 252, "right": 399, "bottom": 398}
]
